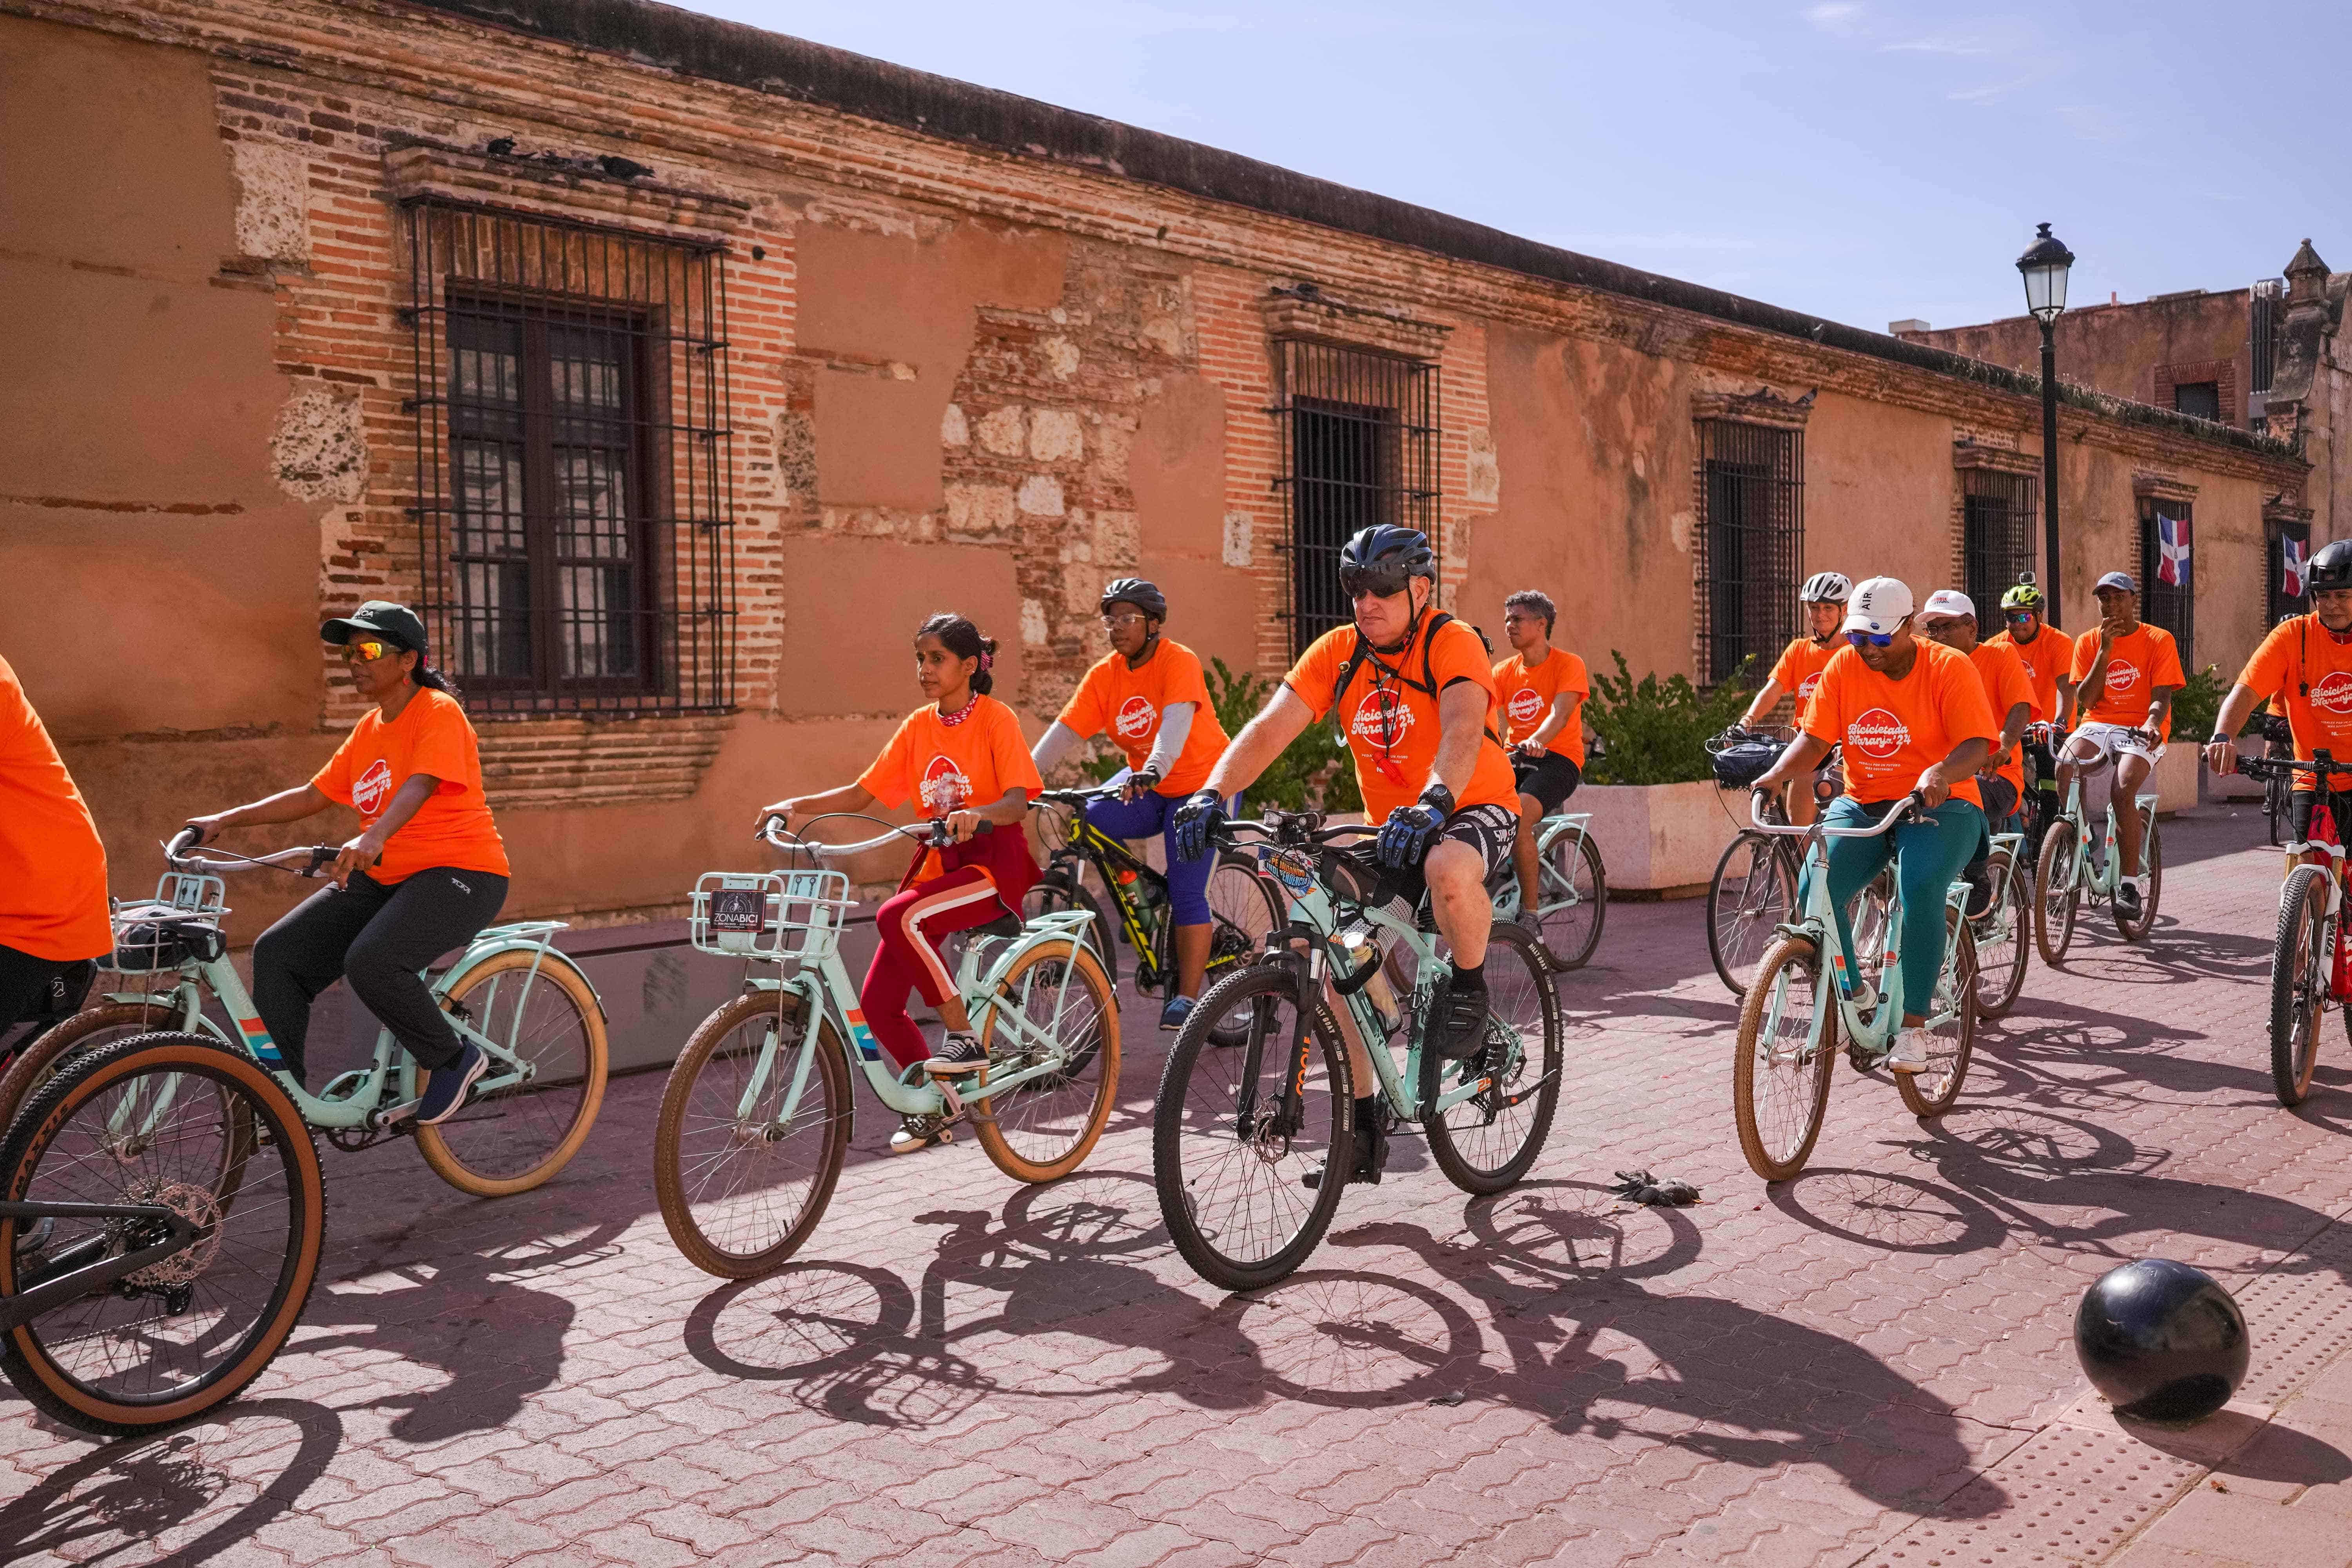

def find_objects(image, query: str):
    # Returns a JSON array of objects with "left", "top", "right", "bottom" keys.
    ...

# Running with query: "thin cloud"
[
  {"left": 1806, "top": 6, "right": 2070, "bottom": 104},
  {"left": 2054, "top": 103, "right": 2134, "bottom": 143}
]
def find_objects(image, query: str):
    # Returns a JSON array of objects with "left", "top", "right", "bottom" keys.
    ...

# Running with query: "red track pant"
[{"left": 860, "top": 866, "right": 1011, "bottom": 1071}]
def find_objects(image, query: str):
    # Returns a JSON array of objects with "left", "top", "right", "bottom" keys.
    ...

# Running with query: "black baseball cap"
[{"left": 320, "top": 601, "right": 452, "bottom": 691}]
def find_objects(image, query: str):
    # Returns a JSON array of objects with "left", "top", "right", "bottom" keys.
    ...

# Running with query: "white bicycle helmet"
[{"left": 1800, "top": 571, "right": 1853, "bottom": 604}]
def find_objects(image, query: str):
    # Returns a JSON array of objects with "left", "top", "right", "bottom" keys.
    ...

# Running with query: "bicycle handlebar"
[
  {"left": 757, "top": 811, "right": 993, "bottom": 860},
  {"left": 164, "top": 831, "right": 343, "bottom": 878},
  {"left": 2235, "top": 750, "right": 2348, "bottom": 783},
  {"left": 1748, "top": 788, "right": 1926, "bottom": 838}
]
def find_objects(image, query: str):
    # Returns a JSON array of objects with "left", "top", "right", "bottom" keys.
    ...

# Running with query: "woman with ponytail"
[{"left": 759, "top": 613, "right": 1041, "bottom": 1155}]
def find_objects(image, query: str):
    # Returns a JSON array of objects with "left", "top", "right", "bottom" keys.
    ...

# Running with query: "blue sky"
[{"left": 673, "top": 1, "right": 2345, "bottom": 334}]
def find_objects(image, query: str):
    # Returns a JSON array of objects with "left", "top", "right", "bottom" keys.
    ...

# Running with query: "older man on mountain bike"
[{"left": 1174, "top": 524, "right": 1520, "bottom": 1186}]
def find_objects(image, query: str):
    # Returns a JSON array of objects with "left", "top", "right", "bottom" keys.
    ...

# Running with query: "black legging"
[
  {"left": 0, "top": 942, "right": 96, "bottom": 1052},
  {"left": 251, "top": 867, "right": 507, "bottom": 1085}
]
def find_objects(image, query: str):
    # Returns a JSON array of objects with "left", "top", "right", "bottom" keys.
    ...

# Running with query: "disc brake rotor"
[{"left": 120, "top": 1178, "right": 224, "bottom": 1289}]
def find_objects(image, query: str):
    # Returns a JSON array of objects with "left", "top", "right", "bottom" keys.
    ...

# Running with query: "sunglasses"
[
  {"left": 340, "top": 639, "right": 399, "bottom": 663},
  {"left": 1845, "top": 629, "right": 1897, "bottom": 649},
  {"left": 2005, "top": 610, "right": 2038, "bottom": 621},
  {"left": 1339, "top": 564, "right": 1415, "bottom": 601}
]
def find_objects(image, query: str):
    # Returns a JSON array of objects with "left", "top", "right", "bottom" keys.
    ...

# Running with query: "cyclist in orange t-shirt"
[
  {"left": 2208, "top": 542, "right": 2352, "bottom": 860},
  {"left": 1492, "top": 589, "right": 1589, "bottom": 926},
  {"left": 2056, "top": 572, "right": 2185, "bottom": 923},
  {"left": 0, "top": 653, "right": 111, "bottom": 1053},
  {"left": 186, "top": 603, "right": 508, "bottom": 1125},
  {"left": 1734, "top": 571, "right": 1852, "bottom": 825}
]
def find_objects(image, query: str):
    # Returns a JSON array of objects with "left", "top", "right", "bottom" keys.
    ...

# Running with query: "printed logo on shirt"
[
  {"left": 1795, "top": 673, "right": 1823, "bottom": 702},
  {"left": 1114, "top": 695, "right": 1158, "bottom": 741},
  {"left": 352, "top": 758, "right": 394, "bottom": 816},
  {"left": 2103, "top": 660, "right": 2143, "bottom": 696},
  {"left": 1351, "top": 687, "right": 1414, "bottom": 748},
  {"left": 919, "top": 754, "right": 972, "bottom": 817},
  {"left": 1847, "top": 708, "right": 1912, "bottom": 759},
  {"left": 2313, "top": 671, "right": 2352, "bottom": 717},
  {"left": 1506, "top": 688, "right": 1545, "bottom": 727}
]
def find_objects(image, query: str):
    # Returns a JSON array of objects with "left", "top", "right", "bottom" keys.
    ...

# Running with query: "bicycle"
[
  {"left": 0, "top": 830, "right": 610, "bottom": 1198},
  {"left": 1486, "top": 810, "right": 1608, "bottom": 971},
  {"left": 2237, "top": 751, "right": 2352, "bottom": 1107},
  {"left": 2032, "top": 752, "right": 2164, "bottom": 962},
  {"left": 1152, "top": 809, "right": 1564, "bottom": 1291},
  {"left": 0, "top": 1030, "right": 323, "bottom": 1434},
  {"left": 1732, "top": 792, "right": 1979, "bottom": 1182},
  {"left": 652, "top": 813, "right": 1121, "bottom": 1279},
  {"left": 1967, "top": 828, "right": 2031, "bottom": 1019},
  {"left": 1703, "top": 731, "right": 1888, "bottom": 999}
]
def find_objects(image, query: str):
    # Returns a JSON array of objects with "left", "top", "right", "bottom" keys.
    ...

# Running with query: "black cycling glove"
[
  {"left": 1376, "top": 783, "right": 1455, "bottom": 870},
  {"left": 1171, "top": 790, "right": 1225, "bottom": 862}
]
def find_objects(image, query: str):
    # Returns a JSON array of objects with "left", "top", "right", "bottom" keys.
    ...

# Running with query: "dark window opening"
[
  {"left": 1698, "top": 421, "right": 1804, "bottom": 686},
  {"left": 2138, "top": 502, "right": 2195, "bottom": 669},
  {"left": 1272, "top": 341, "right": 1438, "bottom": 656},
  {"left": 1962, "top": 468, "right": 2039, "bottom": 621},
  {"left": 2172, "top": 381, "right": 2221, "bottom": 423}
]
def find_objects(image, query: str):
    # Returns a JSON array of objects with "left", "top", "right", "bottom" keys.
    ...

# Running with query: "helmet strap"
[{"left": 1125, "top": 628, "right": 1161, "bottom": 670}]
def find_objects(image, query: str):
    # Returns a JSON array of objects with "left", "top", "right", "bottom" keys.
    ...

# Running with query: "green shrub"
[
  {"left": 1205, "top": 657, "right": 1362, "bottom": 812},
  {"left": 1582, "top": 652, "right": 1757, "bottom": 786},
  {"left": 2169, "top": 662, "right": 2250, "bottom": 741}
]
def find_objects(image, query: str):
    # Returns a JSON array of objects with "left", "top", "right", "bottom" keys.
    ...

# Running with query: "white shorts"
[{"left": 2065, "top": 722, "right": 2166, "bottom": 769}]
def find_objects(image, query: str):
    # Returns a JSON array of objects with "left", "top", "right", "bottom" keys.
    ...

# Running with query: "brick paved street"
[{"left": 5, "top": 806, "right": 2350, "bottom": 1566}]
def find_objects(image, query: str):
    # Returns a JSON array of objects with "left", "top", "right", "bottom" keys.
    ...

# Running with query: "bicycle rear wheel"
[
  {"left": 2270, "top": 865, "right": 2329, "bottom": 1108},
  {"left": 0, "top": 999, "right": 182, "bottom": 1148},
  {"left": 1897, "top": 909, "right": 1976, "bottom": 1118},
  {"left": 1203, "top": 851, "right": 1284, "bottom": 1046},
  {"left": 1733, "top": 936, "right": 1835, "bottom": 1181},
  {"left": 1154, "top": 964, "right": 1349, "bottom": 1292},
  {"left": 0, "top": 1033, "right": 323, "bottom": 1435},
  {"left": 1535, "top": 830, "right": 1607, "bottom": 971},
  {"left": 416, "top": 949, "right": 609, "bottom": 1198},
  {"left": 1024, "top": 871, "right": 1118, "bottom": 991},
  {"left": 1423, "top": 923, "right": 1563, "bottom": 1193},
  {"left": 1707, "top": 833, "right": 1793, "bottom": 998},
  {"left": 2034, "top": 822, "right": 2081, "bottom": 965},
  {"left": 973, "top": 936, "right": 1121, "bottom": 1183},
  {"left": 1971, "top": 849, "right": 2031, "bottom": 1020},
  {"left": 2115, "top": 817, "right": 2163, "bottom": 942}
]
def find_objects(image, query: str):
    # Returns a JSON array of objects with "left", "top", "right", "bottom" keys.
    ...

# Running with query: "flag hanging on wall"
[
  {"left": 2284, "top": 534, "right": 2309, "bottom": 599},
  {"left": 2155, "top": 513, "right": 2191, "bottom": 586}
]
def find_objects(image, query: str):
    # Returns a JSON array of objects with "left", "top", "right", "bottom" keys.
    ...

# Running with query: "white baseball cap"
[
  {"left": 1842, "top": 577, "right": 1915, "bottom": 635},
  {"left": 1920, "top": 589, "right": 1976, "bottom": 621}
]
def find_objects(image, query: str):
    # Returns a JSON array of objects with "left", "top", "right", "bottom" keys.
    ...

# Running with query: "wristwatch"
[{"left": 2207, "top": 733, "right": 2231, "bottom": 748}]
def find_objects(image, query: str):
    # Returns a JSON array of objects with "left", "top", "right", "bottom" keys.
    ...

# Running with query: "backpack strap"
[{"left": 1329, "top": 613, "right": 1510, "bottom": 754}]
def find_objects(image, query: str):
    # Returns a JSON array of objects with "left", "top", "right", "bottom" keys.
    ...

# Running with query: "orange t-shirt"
[
  {"left": 2239, "top": 615, "right": 2352, "bottom": 787},
  {"left": 1802, "top": 641, "right": 1999, "bottom": 809},
  {"left": 859, "top": 695, "right": 1044, "bottom": 884},
  {"left": 1055, "top": 640, "right": 1229, "bottom": 796},
  {"left": 1965, "top": 640, "right": 2036, "bottom": 794},
  {"left": 311, "top": 688, "right": 510, "bottom": 884},
  {"left": 1770, "top": 637, "right": 1838, "bottom": 722},
  {"left": 1283, "top": 617, "right": 1519, "bottom": 824},
  {"left": 0, "top": 655, "right": 112, "bottom": 962},
  {"left": 2070, "top": 624, "right": 2187, "bottom": 738},
  {"left": 1984, "top": 627, "right": 2062, "bottom": 722},
  {"left": 1492, "top": 648, "right": 1591, "bottom": 767}
]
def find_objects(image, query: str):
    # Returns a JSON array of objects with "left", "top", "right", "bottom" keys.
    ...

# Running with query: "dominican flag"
[
  {"left": 2155, "top": 512, "right": 2191, "bottom": 587},
  {"left": 2285, "top": 534, "right": 2310, "bottom": 599}
]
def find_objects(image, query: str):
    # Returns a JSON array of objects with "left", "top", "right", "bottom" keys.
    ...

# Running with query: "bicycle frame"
[
  {"left": 2049, "top": 769, "right": 2160, "bottom": 900},
  {"left": 1487, "top": 813, "right": 1595, "bottom": 922},
  {"left": 0, "top": 1200, "right": 200, "bottom": 1329},
  {"left": 1045, "top": 808, "right": 1168, "bottom": 977}
]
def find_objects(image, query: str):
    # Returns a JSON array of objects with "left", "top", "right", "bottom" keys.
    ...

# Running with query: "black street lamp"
[{"left": 2017, "top": 221, "right": 2074, "bottom": 626}]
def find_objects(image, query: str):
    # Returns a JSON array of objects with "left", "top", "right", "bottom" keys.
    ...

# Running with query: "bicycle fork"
[{"left": 1234, "top": 948, "right": 1319, "bottom": 1149}]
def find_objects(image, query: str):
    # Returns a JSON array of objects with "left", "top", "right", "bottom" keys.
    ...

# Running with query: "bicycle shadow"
[
  {"left": 0, "top": 1398, "right": 342, "bottom": 1564},
  {"left": 1973, "top": 997, "right": 2278, "bottom": 1110}
]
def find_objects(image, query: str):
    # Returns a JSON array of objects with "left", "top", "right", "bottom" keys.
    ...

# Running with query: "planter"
[
  {"left": 2152, "top": 743, "right": 2198, "bottom": 816},
  {"left": 1577, "top": 781, "right": 1749, "bottom": 895}
]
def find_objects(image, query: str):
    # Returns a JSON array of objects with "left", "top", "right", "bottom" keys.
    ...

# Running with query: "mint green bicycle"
[
  {"left": 0, "top": 830, "right": 610, "bottom": 1198},
  {"left": 2033, "top": 760, "right": 2163, "bottom": 961},
  {"left": 652, "top": 814, "right": 1120, "bottom": 1279},
  {"left": 1486, "top": 811, "right": 1607, "bottom": 970}
]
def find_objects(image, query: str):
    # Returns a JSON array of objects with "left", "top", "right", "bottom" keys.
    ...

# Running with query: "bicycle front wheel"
[
  {"left": 973, "top": 936, "right": 1121, "bottom": 1183},
  {"left": 1733, "top": 936, "right": 1835, "bottom": 1181},
  {"left": 1971, "top": 850, "right": 2031, "bottom": 1020},
  {"left": 2270, "top": 865, "right": 2330, "bottom": 1108},
  {"left": 416, "top": 949, "right": 609, "bottom": 1198},
  {"left": 1423, "top": 923, "right": 1563, "bottom": 1194},
  {"left": 1154, "top": 964, "right": 1350, "bottom": 1292},
  {"left": 655, "top": 989, "right": 851, "bottom": 1278},
  {"left": 1897, "top": 909, "right": 1976, "bottom": 1118},
  {"left": 2116, "top": 817, "right": 2163, "bottom": 942},
  {"left": 1536, "top": 830, "right": 1607, "bottom": 971},
  {"left": 1707, "top": 833, "right": 1793, "bottom": 998},
  {"left": 0, "top": 1033, "right": 323, "bottom": 1435},
  {"left": 2034, "top": 821, "right": 2081, "bottom": 965}
]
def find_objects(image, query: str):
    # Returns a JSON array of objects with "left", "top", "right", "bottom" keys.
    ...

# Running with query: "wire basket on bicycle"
[{"left": 689, "top": 869, "right": 855, "bottom": 963}]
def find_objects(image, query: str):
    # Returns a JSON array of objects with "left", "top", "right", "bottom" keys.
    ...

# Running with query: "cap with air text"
[{"left": 1842, "top": 577, "right": 1916, "bottom": 636}]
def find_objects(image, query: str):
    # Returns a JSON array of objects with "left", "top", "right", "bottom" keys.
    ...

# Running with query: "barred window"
[
  {"left": 2138, "top": 502, "right": 2194, "bottom": 668},
  {"left": 405, "top": 200, "right": 735, "bottom": 716},
  {"left": 1962, "top": 468, "right": 2038, "bottom": 621},
  {"left": 1697, "top": 420, "right": 1804, "bottom": 686},
  {"left": 1272, "top": 341, "right": 1438, "bottom": 656}
]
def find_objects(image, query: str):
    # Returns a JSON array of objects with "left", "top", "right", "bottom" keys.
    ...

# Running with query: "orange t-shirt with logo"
[
  {"left": 1965, "top": 640, "right": 2036, "bottom": 794},
  {"left": 312, "top": 688, "right": 510, "bottom": 884},
  {"left": 2069, "top": 624, "right": 2187, "bottom": 738},
  {"left": 1055, "top": 641, "right": 1229, "bottom": 795},
  {"left": 1802, "top": 642, "right": 1998, "bottom": 809},
  {"left": 1770, "top": 637, "right": 1838, "bottom": 722},
  {"left": 1492, "top": 648, "right": 1591, "bottom": 767},
  {"left": 1284, "top": 618, "right": 1519, "bottom": 824},
  {"left": 2240, "top": 615, "right": 2352, "bottom": 787},
  {"left": 860, "top": 695, "right": 1045, "bottom": 881},
  {"left": 0, "top": 655, "right": 112, "bottom": 962},
  {"left": 1984, "top": 627, "right": 2062, "bottom": 722}
]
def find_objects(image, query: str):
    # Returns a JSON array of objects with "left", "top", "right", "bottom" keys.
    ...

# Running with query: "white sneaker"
[{"left": 1887, "top": 1027, "right": 1931, "bottom": 1074}]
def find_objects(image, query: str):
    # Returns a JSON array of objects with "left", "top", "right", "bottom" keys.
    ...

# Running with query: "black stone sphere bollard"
[{"left": 2074, "top": 1259, "right": 2249, "bottom": 1424}]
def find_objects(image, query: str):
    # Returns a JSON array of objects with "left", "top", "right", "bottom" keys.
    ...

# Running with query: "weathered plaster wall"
[{"left": 1911, "top": 292, "right": 2253, "bottom": 426}]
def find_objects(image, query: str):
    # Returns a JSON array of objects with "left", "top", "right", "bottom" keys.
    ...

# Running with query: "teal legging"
[{"left": 1803, "top": 796, "right": 1987, "bottom": 1017}]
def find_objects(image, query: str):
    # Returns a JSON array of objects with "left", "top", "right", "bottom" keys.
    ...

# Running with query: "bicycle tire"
[
  {"left": 2033, "top": 821, "right": 2081, "bottom": 965},
  {"left": 415, "top": 949, "right": 608, "bottom": 1198},
  {"left": 1536, "top": 830, "right": 1608, "bottom": 971},
  {"left": 1972, "top": 851, "right": 2031, "bottom": 1020},
  {"left": 1153, "top": 962, "right": 1350, "bottom": 1292},
  {"left": 1025, "top": 873, "right": 1118, "bottom": 992},
  {"left": 0, "top": 999, "right": 182, "bottom": 1147},
  {"left": 2267, "top": 775, "right": 2288, "bottom": 848},
  {"left": 1707, "top": 832, "right": 1794, "bottom": 998},
  {"left": 1733, "top": 936, "right": 1836, "bottom": 1182},
  {"left": 2270, "top": 865, "right": 2329, "bottom": 1108},
  {"left": 1422, "top": 923, "right": 1563, "bottom": 1194},
  {"left": 0, "top": 1032, "right": 323, "bottom": 1435},
  {"left": 1201, "top": 850, "right": 1285, "bottom": 1046},
  {"left": 2115, "top": 817, "right": 2163, "bottom": 942},
  {"left": 973, "top": 937, "right": 1121, "bottom": 1183},
  {"left": 1896, "top": 912, "right": 1976, "bottom": 1118},
  {"left": 654, "top": 989, "right": 851, "bottom": 1279}
]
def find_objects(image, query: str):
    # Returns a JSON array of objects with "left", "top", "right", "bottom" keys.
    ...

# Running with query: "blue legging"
[
  {"left": 1083, "top": 779, "right": 1215, "bottom": 926},
  {"left": 1804, "top": 796, "right": 1987, "bottom": 1016}
]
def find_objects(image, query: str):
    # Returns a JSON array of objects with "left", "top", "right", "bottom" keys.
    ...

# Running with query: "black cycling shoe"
[
  {"left": 414, "top": 1042, "right": 487, "bottom": 1127},
  {"left": 1425, "top": 977, "right": 1491, "bottom": 1061},
  {"left": 1303, "top": 1115, "right": 1387, "bottom": 1190},
  {"left": 1962, "top": 862, "right": 1994, "bottom": 919},
  {"left": 2114, "top": 880, "right": 2143, "bottom": 922}
]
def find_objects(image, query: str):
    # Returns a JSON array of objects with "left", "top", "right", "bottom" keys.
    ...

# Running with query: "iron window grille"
[
  {"left": 2138, "top": 502, "right": 2195, "bottom": 669},
  {"left": 2269, "top": 517, "right": 2312, "bottom": 627},
  {"left": 1697, "top": 420, "right": 1805, "bottom": 686},
  {"left": 1270, "top": 341, "right": 1439, "bottom": 656},
  {"left": 1962, "top": 469, "right": 2039, "bottom": 621},
  {"left": 403, "top": 198, "right": 735, "bottom": 717},
  {"left": 2171, "top": 381, "right": 2221, "bottom": 423}
]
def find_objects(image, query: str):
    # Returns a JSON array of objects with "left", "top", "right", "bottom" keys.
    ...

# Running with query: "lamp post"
[{"left": 2017, "top": 221, "right": 2074, "bottom": 626}]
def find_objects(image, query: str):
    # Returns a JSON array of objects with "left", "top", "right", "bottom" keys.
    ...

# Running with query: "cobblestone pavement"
[{"left": 5, "top": 806, "right": 2350, "bottom": 1566}]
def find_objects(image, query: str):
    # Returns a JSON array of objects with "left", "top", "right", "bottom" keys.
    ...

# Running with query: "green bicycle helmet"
[{"left": 1999, "top": 575, "right": 2045, "bottom": 613}]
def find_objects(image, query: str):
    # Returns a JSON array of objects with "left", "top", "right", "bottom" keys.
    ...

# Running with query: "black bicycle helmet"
[
  {"left": 1097, "top": 577, "right": 1167, "bottom": 620},
  {"left": 1339, "top": 525, "right": 1437, "bottom": 577},
  {"left": 2309, "top": 540, "right": 2352, "bottom": 593}
]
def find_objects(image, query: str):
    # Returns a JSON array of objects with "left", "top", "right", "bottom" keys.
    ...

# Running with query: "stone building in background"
[{"left": 1, "top": 0, "right": 2315, "bottom": 936}]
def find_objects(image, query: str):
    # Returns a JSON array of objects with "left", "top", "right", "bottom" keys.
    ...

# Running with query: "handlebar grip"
[{"left": 166, "top": 826, "right": 200, "bottom": 858}]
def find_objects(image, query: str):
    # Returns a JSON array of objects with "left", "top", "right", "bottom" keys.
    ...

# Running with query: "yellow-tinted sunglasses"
[{"left": 339, "top": 639, "right": 397, "bottom": 663}]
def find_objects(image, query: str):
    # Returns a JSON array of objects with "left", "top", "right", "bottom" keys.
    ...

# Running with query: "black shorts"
[
  {"left": 1511, "top": 752, "right": 1582, "bottom": 817},
  {"left": 1331, "top": 802, "right": 1521, "bottom": 915}
]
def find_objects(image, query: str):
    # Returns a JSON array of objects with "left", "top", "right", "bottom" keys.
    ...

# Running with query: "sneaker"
[
  {"left": 1303, "top": 1116, "right": 1387, "bottom": 1190},
  {"left": 1887, "top": 1027, "right": 1931, "bottom": 1075},
  {"left": 1160, "top": 995, "right": 1196, "bottom": 1033},
  {"left": 2114, "top": 880, "right": 2143, "bottom": 922},
  {"left": 888, "top": 1112, "right": 960, "bottom": 1155},
  {"left": 414, "top": 1043, "right": 488, "bottom": 1126},
  {"left": 1425, "top": 977, "right": 1491, "bottom": 1061},
  {"left": 924, "top": 1032, "right": 989, "bottom": 1076},
  {"left": 1963, "top": 864, "right": 1994, "bottom": 919}
]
